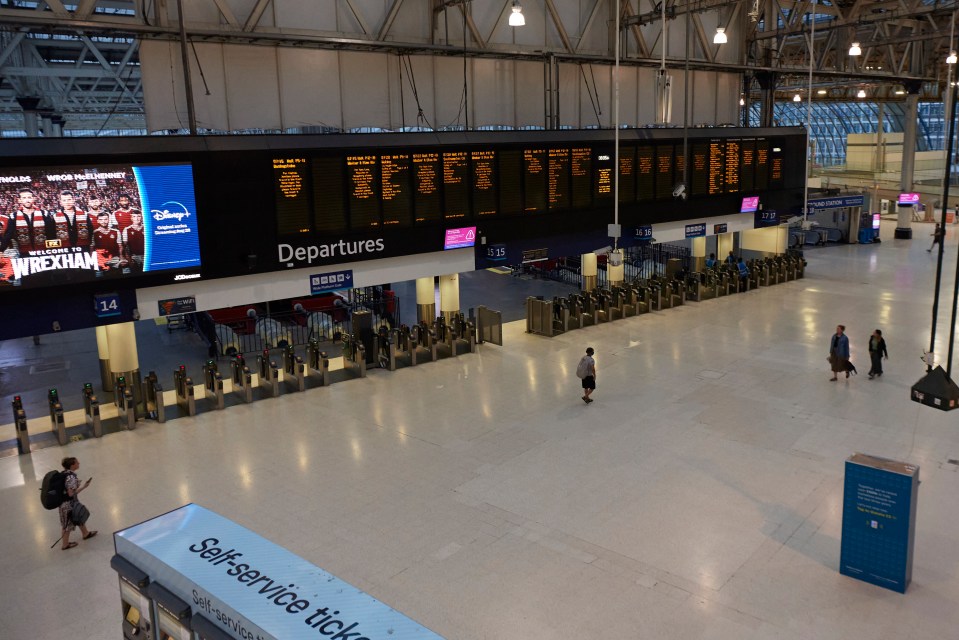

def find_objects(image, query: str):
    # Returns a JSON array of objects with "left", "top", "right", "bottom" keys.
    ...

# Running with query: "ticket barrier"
[
  {"left": 747, "top": 264, "right": 762, "bottom": 290},
  {"left": 374, "top": 326, "right": 398, "bottom": 369},
  {"left": 567, "top": 293, "right": 593, "bottom": 327},
  {"left": 527, "top": 296, "right": 558, "bottom": 337},
  {"left": 584, "top": 292, "right": 607, "bottom": 323},
  {"left": 145, "top": 581, "right": 192, "bottom": 640},
  {"left": 143, "top": 371, "right": 166, "bottom": 422},
  {"left": 555, "top": 298, "right": 578, "bottom": 330},
  {"left": 341, "top": 334, "right": 368, "bottom": 378},
  {"left": 114, "top": 376, "right": 137, "bottom": 430},
  {"left": 718, "top": 269, "right": 735, "bottom": 295},
  {"left": 667, "top": 278, "right": 686, "bottom": 307},
  {"left": 282, "top": 345, "right": 307, "bottom": 391},
  {"left": 610, "top": 286, "right": 635, "bottom": 317},
  {"left": 761, "top": 258, "right": 779, "bottom": 285},
  {"left": 13, "top": 396, "right": 29, "bottom": 455},
  {"left": 201, "top": 360, "right": 225, "bottom": 410},
  {"left": 410, "top": 323, "right": 438, "bottom": 364},
  {"left": 701, "top": 270, "right": 720, "bottom": 299},
  {"left": 82, "top": 383, "right": 103, "bottom": 437},
  {"left": 390, "top": 326, "right": 416, "bottom": 367},
  {"left": 228, "top": 355, "right": 253, "bottom": 403},
  {"left": 173, "top": 366, "right": 196, "bottom": 417},
  {"left": 110, "top": 554, "right": 153, "bottom": 639},
  {"left": 684, "top": 274, "right": 703, "bottom": 302},
  {"left": 307, "top": 339, "right": 332, "bottom": 385},
  {"left": 451, "top": 312, "right": 477, "bottom": 354},
  {"left": 256, "top": 351, "right": 281, "bottom": 397},
  {"left": 432, "top": 316, "right": 455, "bottom": 359},
  {"left": 48, "top": 388, "right": 67, "bottom": 445},
  {"left": 790, "top": 253, "right": 806, "bottom": 278},
  {"left": 601, "top": 289, "right": 623, "bottom": 321}
]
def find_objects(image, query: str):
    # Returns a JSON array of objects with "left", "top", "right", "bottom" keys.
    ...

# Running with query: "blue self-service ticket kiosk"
[{"left": 113, "top": 504, "right": 446, "bottom": 640}]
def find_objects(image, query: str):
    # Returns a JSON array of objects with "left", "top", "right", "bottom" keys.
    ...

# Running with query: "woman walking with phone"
[{"left": 58, "top": 457, "right": 97, "bottom": 550}]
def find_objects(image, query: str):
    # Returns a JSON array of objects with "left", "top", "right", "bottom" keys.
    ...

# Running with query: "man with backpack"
[
  {"left": 42, "top": 457, "right": 97, "bottom": 550},
  {"left": 576, "top": 347, "right": 597, "bottom": 404}
]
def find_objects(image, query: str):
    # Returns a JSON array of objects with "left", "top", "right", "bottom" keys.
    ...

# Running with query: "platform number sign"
[
  {"left": 94, "top": 293, "right": 121, "bottom": 318},
  {"left": 754, "top": 209, "right": 779, "bottom": 228},
  {"left": 486, "top": 243, "right": 507, "bottom": 261},
  {"left": 635, "top": 225, "right": 653, "bottom": 241}
]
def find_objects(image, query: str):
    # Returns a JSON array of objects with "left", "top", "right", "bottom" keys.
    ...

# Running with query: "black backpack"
[{"left": 40, "top": 470, "right": 69, "bottom": 510}]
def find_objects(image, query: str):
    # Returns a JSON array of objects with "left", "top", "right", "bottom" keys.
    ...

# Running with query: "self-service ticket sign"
[
  {"left": 114, "top": 504, "right": 445, "bottom": 640},
  {"left": 839, "top": 454, "right": 919, "bottom": 593},
  {"left": 444, "top": 226, "right": 476, "bottom": 250}
]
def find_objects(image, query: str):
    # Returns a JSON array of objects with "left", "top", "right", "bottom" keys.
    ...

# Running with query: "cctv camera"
[{"left": 673, "top": 183, "right": 687, "bottom": 199}]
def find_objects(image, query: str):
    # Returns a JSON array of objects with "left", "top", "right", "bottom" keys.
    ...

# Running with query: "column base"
[
  {"left": 894, "top": 228, "right": 913, "bottom": 239},
  {"left": 416, "top": 303, "right": 436, "bottom": 324}
]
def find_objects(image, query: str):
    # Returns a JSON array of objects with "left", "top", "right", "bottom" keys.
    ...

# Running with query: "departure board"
[
  {"left": 740, "top": 139, "right": 756, "bottom": 193},
  {"left": 381, "top": 154, "right": 412, "bottom": 227},
  {"left": 443, "top": 152, "right": 469, "bottom": 220},
  {"left": 499, "top": 150, "right": 523, "bottom": 215},
  {"left": 548, "top": 148, "right": 571, "bottom": 210},
  {"left": 755, "top": 140, "right": 769, "bottom": 190},
  {"left": 347, "top": 155, "right": 379, "bottom": 228},
  {"left": 312, "top": 157, "right": 347, "bottom": 234},
  {"left": 636, "top": 146, "right": 654, "bottom": 201},
  {"left": 619, "top": 146, "right": 636, "bottom": 203},
  {"left": 770, "top": 149, "right": 784, "bottom": 186},
  {"left": 594, "top": 150, "right": 614, "bottom": 203},
  {"left": 413, "top": 152, "right": 442, "bottom": 223},
  {"left": 471, "top": 150, "right": 496, "bottom": 216},
  {"left": 725, "top": 139, "right": 741, "bottom": 194},
  {"left": 708, "top": 141, "right": 725, "bottom": 195},
  {"left": 675, "top": 151, "right": 685, "bottom": 188},
  {"left": 273, "top": 156, "right": 310, "bottom": 235},
  {"left": 524, "top": 148, "right": 548, "bottom": 213},
  {"left": 655, "top": 145, "right": 674, "bottom": 200},
  {"left": 571, "top": 147, "right": 592, "bottom": 208},
  {"left": 690, "top": 143, "right": 709, "bottom": 196}
]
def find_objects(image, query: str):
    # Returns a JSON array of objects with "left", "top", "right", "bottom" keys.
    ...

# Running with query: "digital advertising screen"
[
  {"left": 741, "top": 196, "right": 760, "bottom": 213},
  {"left": 898, "top": 192, "right": 920, "bottom": 206},
  {"left": 0, "top": 163, "right": 201, "bottom": 291}
]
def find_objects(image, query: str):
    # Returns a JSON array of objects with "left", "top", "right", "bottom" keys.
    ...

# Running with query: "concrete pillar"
[
  {"left": 40, "top": 114, "right": 53, "bottom": 137},
  {"left": 415, "top": 277, "right": 436, "bottom": 323},
  {"left": 439, "top": 273, "right": 460, "bottom": 323},
  {"left": 106, "top": 322, "right": 141, "bottom": 406},
  {"left": 717, "top": 233, "right": 735, "bottom": 262},
  {"left": 51, "top": 114, "right": 64, "bottom": 137},
  {"left": 581, "top": 253, "right": 597, "bottom": 291},
  {"left": 896, "top": 93, "right": 919, "bottom": 239},
  {"left": 96, "top": 325, "right": 113, "bottom": 392},
  {"left": 690, "top": 236, "right": 706, "bottom": 272}
]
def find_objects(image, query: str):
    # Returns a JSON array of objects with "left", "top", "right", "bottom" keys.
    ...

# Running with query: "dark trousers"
[{"left": 869, "top": 350, "right": 883, "bottom": 376}]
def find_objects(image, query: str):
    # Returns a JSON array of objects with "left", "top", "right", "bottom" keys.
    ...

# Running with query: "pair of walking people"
[{"left": 829, "top": 325, "right": 888, "bottom": 381}]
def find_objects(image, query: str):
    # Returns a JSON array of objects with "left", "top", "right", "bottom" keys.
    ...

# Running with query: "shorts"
[{"left": 581, "top": 376, "right": 595, "bottom": 390}]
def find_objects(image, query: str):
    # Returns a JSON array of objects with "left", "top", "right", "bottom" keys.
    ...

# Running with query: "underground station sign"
[{"left": 113, "top": 504, "right": 445, "bottom": 640}]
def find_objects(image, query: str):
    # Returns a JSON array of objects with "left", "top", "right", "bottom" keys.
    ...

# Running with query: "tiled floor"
[{"left": 2, "top": 220, "right": 959, "bottom": 639}]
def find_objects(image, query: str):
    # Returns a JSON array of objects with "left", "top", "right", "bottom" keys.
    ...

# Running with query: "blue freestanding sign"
[{"left": 839, "top": 453, "right": 919, "bottom": 593}]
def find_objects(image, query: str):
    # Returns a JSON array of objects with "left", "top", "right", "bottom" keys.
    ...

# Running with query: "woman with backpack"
[{"left": 59, "top": 457, "right": 96, "bottom": 550}]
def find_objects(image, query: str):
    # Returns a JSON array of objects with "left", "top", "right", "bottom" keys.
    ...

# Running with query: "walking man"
[
  {"left": 867, "top": 329, "right": 888, "bottom": 379},
  {"left": 928, "top": 223, "right": 945, "bottom": 252},
  {"left": 577, "top": 347, "right": 597, "bottom": 404}
]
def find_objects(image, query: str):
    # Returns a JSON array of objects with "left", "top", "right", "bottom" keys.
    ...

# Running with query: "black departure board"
[
  {"left": 312, "top": 157, "right": 347, "bottom": 234},
  {"left": 524, "top": 148, "right": 548, "bottom": 214},
  {"left": 571, "top": 147, "right": 592, "bottom": 208},
  {"left": 594, "top": 150, "right": 614, "bottom": 203},
  {"left": 619, "top": 146, "right": 636, "bottom": 203},
  {"left": 740, "top": 139, "right": 755, "bottom": 193},
  {"left": 443, "top": 151, "right": 469, "bottom": 220},
  {"left": 708, "top": 141, "right": 725, "bottom": 195},
  {"left": 655, "top": 145, "right": 674, "bottom": 200},
  {"left": 548, "top": 148, "right": 571, "bottom": 210},
  {"left": 381, "top": 154, "right": 412, "bottom": 227},
  {"left": 770, "top": 150, "right": 783, "bottom": 186},
  {"left": 413, "top": 152, "right": 442, "bottom": 223},
  {"left": 725, "top": 139, "right": 741, "bottom": 194},
  {"left": 347, "top": 155, "right": 379, "bottom": 228},
  {"left": 755, "top": 140, "right": 769, "bottom": 190},
  {"left": 690, "top": 143, "right": 709, "bottom": 196},
  {"left": 499, "top": 150, "right": 523, "bottom": 215},
  {"left": 471, "top": 150, "right": 496, "bottom": 216},
  {"left": 273, "top": 156, "right": 310, "bottom": 235},
  {"left": 636, "top": 146, "right": 654, "bottom": 201},
  {"left": 675, "top": 151, "right": 685, "bottom": 188}
]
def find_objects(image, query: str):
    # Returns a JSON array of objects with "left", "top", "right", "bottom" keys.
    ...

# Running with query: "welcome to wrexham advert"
[{"left": 0, "top": 163, "right": 201, "bottom": 290}]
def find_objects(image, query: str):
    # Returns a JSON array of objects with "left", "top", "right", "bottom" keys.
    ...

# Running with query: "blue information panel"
[
  {"left": 94, "top": 292, "right": 121, "bottom": 318},
  {"left": 635, "top": 225, "right": 653, "bottom": 241},
  {"left": 486, "top": 243, "right": 507, "bottom": 261},
  {"left": 310, "top": 269, "right": 353, "bottom": 294},
  {"left": 684, "top": 223, "right": 706, "bottom": 238},
  {"left": 840, "top": 453, "right": 919, "bottom": 593}
]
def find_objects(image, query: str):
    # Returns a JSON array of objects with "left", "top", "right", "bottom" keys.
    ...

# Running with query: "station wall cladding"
[{"left": 0, "top": 128, "right": 806, "bottom": 333}]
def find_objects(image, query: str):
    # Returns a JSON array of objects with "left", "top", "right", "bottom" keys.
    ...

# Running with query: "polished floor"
[{"left": 2, "top": 220, "right": 959, "bottom": 639}]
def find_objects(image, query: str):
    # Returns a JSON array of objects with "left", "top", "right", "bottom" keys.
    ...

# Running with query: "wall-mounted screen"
[
  {"left": 898, "top": 192, "right": 920, "bottom": 205},
  {"left": 741, "top": 196, "right": 760, "bottom": 213},
  {"left": 0, "top": 163, "right": 200, "bottom": 290},
  {"left": 444, "top": 226, "right": 477, "bottom": 250}
]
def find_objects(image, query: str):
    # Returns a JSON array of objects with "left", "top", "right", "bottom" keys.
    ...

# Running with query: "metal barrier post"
[
  {"left": 144, "top": 371, "right": 166, "bottom": 422},
  {"left": 82, "top": 383, "right": 102, "bottom": 437},
  {"left": 119, "top": 384, "right": 136, "bottom": 430},
  {"left": 231, "top": 355, "right": 254, "bottom": 403},
  {"left": 203, "top": 360, "right": 225, "bottom": 410},
  {"left": 48, "top": 388, "right": 67, "bottom": 445},
  {"left": 307, "top": 340, "right": 331, "bottom": 385},
  {"left": 174, "top": 366, "right": 196, "bottom": 416},
  {"left": 13, "top": 396, "right": 29, "bottom": 455},
  {"left": 256, "top": 351, "right": 280, "bottom": 397}
]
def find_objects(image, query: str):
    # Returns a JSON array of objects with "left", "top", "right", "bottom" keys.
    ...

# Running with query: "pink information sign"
[
  {"left": 898, "top": 192, "right": 920, "bottom": 205},
  {"left": 444, "top": 226, "right": 477, "bottom": 250},
  {"left": 741, "top": 196, "right": 760, "bottom": 213}
]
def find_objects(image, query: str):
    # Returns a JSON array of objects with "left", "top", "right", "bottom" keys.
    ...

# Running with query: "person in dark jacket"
[
  {"left": 829, "top": 325, "right": 850, "bottom": 381},
  {"left": 868, "top": 329, "right": 889, "bottom": 379}
]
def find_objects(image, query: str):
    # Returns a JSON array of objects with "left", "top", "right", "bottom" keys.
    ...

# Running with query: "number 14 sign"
[{"left": 94, "top": 293, "right": 121, "bottom": 318}]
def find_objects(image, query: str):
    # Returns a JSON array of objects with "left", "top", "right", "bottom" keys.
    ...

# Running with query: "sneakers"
[{"left": 582, "top": 396, "right": 593, "bottom": 404}]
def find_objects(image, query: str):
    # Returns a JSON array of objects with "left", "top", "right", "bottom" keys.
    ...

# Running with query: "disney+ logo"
[{"left": 152, "top": 201, "right": 192, "bottom": 222}]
